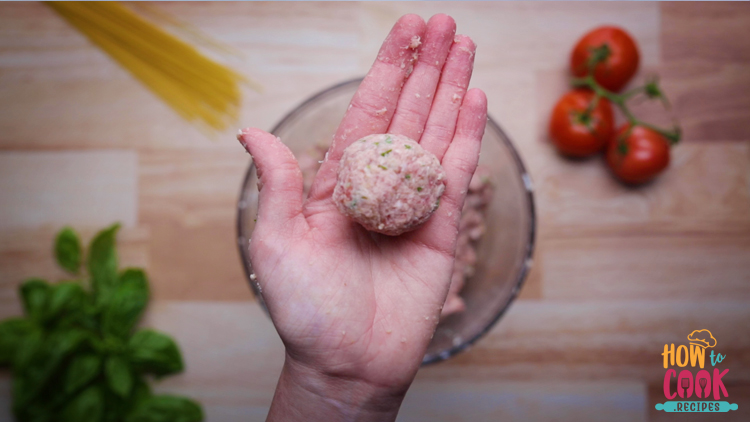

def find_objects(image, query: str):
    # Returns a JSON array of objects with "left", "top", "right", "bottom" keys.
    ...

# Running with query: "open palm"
[{"left": 238, "top": 14, "right": 487, "bottom": 392}]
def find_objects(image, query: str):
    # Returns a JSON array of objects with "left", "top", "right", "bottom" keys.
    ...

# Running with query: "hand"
[{"left": 238, "top": 14, "right": 487, "bottom": 422}]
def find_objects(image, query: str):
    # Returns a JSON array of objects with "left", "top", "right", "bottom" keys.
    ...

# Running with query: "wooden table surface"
[{"left": 1, "top": 2, "right": 749, "bottom": 421}]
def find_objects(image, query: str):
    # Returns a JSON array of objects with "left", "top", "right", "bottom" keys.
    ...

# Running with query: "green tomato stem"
[{"left": 570, "top": 74, "right": 681, "bottom": 146}]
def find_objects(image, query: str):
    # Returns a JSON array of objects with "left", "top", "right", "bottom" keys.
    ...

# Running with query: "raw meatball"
[{"left": 333, "top": 134, "right": 446, "bottom": 236}]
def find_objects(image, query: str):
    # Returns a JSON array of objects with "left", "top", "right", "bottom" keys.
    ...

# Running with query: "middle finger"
[
  {"left": 387, "top": 14, "right": 457, "bottom": 141},
  {"left": 307, "top": 14, "right": 426, "bottom": 204}
]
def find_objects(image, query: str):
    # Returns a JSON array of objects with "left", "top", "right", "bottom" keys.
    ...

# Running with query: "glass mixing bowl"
[{"left": 237, "top": 78, "right": 535, "bottom": 364}]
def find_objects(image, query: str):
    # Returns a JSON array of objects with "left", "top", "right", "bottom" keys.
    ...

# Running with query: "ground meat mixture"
[
  {"left": 332, "top": 134, "right": 446, "bottom": 236},
  {"left": 441, "top": 166, "right": 492, "bottom": 317}
]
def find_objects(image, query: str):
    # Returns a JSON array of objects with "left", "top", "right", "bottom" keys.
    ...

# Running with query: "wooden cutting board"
[{"left": 0, "top": 2, "right": 748, "bottom": 421}]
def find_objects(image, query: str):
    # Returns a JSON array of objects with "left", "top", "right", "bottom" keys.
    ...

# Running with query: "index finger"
[{"left": 307, "top": 14, "right": 426, "bottom": 204}]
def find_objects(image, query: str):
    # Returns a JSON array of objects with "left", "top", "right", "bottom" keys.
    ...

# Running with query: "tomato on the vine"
[
  {"left": 571, "top": 26, "right": 640, "bottom": 92},
  {"left": 606, "top": 125, "right": 670, "bottom": 184},
  {"left": 549, "top": 89, "right": 614, "bottom": 157}
]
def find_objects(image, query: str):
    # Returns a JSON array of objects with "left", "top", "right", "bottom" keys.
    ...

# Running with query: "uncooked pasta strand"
[
  {"left": 46, "top": 1, "right": 248, "bottom": 132},
  {"left": 52, "top": 2, "right": 238, "bottom": 107}
]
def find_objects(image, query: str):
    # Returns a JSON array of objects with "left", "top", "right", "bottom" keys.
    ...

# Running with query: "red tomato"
[
  {"left": 549, "top": 89, "right": 614, "bottom": 157},
  {"left": 606, "top": 125, "right": 670, "bottom": 184},
  {"left": 571, "top": 26, "right": 640, "bottom": 92}
]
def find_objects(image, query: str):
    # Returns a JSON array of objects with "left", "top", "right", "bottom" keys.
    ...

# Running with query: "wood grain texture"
[
  {"left": 660, "top": 62, "right": 750, "bottom": 142},
  {"left": 0, "top": 2, "right": 360, "bottom": 149},
  {"left": 661, "top": 2, "right": 750, "bottom": 64},
  {"left": 139, "top": 149, "right": 254, "bottom": 301},
  {"left": 429, "top": 301, "right": 750, "bottom": 382},
  {"left": 0, "top": 151, "right": 137, "bottom": 229},
  {"left": 0, "top": 2, "right": 748, "bottom": 421},
  {"left": 542, "top": 235, "right": 750, "bottom": 301},
  {"left": 660, "top": 2, "right": 750, "bottom": 141},
  {"left": 399, "top": 380, "right": 646, "bottom": 422}
]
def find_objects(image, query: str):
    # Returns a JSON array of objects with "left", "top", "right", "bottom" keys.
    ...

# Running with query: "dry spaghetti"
[{"left": 47, "top": 2, "right": 253, "bottom": 132}]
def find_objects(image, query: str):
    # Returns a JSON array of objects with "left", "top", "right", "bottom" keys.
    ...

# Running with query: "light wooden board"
[
  {"left": 0, "top": 151, "right": 137, "bottom": 229},
  {"left": 0, "top": 2, "right": 748, "bottom": 421}
]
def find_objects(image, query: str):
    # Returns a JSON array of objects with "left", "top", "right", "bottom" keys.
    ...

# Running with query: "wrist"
[{"left": 267, "top": 353, "right": 409, "bottom": 422}]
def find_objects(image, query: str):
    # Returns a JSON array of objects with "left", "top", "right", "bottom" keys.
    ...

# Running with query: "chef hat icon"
[{"left": 687, "top": 329, "right": 717, "bottom": 348}]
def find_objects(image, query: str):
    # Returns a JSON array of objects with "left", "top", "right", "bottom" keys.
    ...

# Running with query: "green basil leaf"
[
  {"left": 29, "top": 328, "right": 88, "bottom": 392},
  {"left": 125, "top": 395, "right": 203, "bottom": 422},
  {"left": 55, "top": 227, "right": 82, "bottom": 274},
  {"left": 13, "top": 326, "right": 43, "bottom": 371},
  {"left": 20, "top": 278, "right": 51, "bottom": 320},
  {"left": 48, "top": 327, "right": 87, "bottom": 358},
  {"left": 87, "top": 223, "right": 120, "bottom": 302},
  {"left": 16, "top": 403, "right": 53, "bottom": 422},
  {"left": 64, "top": 353, "right": 102, "bottom": 395},
  {"left": 48, "top": 281, "right": 87, "bottom": 320},
  {"left": 102, "top": 401, "right": 124, "bottom": 422},
  {"left": 11, "top": 380, "right": 55, "bottom": 422},
  {"left": 0, "top": 318, "right": 34, "bottom": 365},
  {"left": 12, "top": 370, "right": 36, "bottom": 415},
  {"left": 105, "top": 355, "right": 133, "bottom": 398},
  {"left": 11, "top": 330, "right": 47, "bottom": 410},
  {"left": 99, "top": 376, "right": 150, "bottom": 422},
  {"left": 127, "top": 329, "right": 183, "bottom": 377},
  {"left": 60, "top": 384, "right": 105, "bottom": 422},
  {"left": 69, "top": 299, "right": 101, "bottom": 333},
  {"left": 11, "top": 327, "right": 90, "bottom": 415},
  {"left": 130, "top": 376, "right": 152, "bottom": 408},
  {"left": 102, "top": 269, "right": 149, "bottom": 338},
  {"left": 102, "top": 388, "right": 129, "bottom": 422}
]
